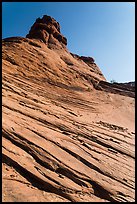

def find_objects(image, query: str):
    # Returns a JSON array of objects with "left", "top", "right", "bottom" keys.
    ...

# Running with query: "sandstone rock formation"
[
  {"left": 26, "top": 15, "right": 67, "bottom": 47},
  {"left": 96, "top": 80, "right": 135, "bottom": 98},
  {"left": 2, "top": 15, "right": 135, "bottom": 202}
]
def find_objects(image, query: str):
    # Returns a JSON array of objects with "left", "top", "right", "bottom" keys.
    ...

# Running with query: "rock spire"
[{"left": 26, "top": 15, "right": 67, "bottom": 46}]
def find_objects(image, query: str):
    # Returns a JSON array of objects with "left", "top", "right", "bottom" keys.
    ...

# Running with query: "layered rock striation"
[
  {"left": 96, "top": 81, "right": 135, "bottom": 98},
  {"left": 2, "top": 15, "right": 135, "bottom": 202}
]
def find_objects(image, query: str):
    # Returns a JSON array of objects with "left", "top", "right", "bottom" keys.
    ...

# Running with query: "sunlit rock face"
[
  {"left": 26, "top": 15, "right": 67, "bottom": 46},
  {"left": 2, "top": 15, "right": 135, "bottom": 202}
]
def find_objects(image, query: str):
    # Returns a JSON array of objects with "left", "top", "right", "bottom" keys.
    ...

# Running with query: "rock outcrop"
[
  {"left": 2, "top": 15, "right": 135, "bottom": 202},
  {"left": 26, "top": 15, "right": 67, "bottom": 47},
  {"left": 96, "top": 81, "right": 135, "bottom": 98}
]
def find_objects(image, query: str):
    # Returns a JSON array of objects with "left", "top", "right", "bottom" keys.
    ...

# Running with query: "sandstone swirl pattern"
[{"left": 2, "top": 15, "right": 135, "bottom": 202}]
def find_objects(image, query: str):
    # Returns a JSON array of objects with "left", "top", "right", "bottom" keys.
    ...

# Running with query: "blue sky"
[{"left": 2, "top": 2, "right": 135, "bottom": 83}]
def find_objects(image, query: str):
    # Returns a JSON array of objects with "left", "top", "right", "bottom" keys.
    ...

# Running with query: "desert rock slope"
[{"left": 2, "top": 15, "right": 135, "bottom": 202}]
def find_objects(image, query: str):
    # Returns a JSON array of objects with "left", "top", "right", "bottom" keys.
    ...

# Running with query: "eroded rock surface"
[
  {"left": 26, "top": 15, "right": 67, "bottom": 47},
  {"left": 96, "top": 81, "right": 135, "bottom": 98},
  {"left": 2, "top": 15, "right": 135, "bottom": 202}
]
